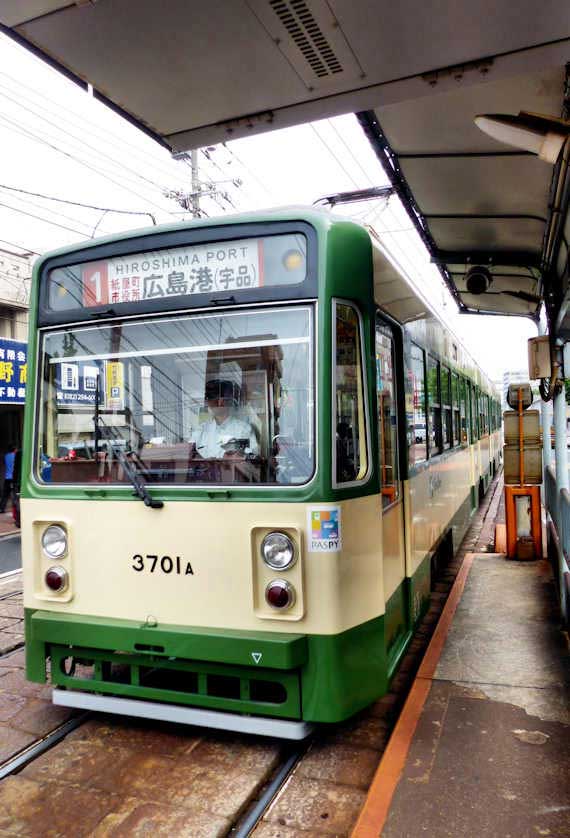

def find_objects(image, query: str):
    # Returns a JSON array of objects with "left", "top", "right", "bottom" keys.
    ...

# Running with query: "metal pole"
[
  {"left": 538, "top": 321, "right": 552, "bottom": 468},
  {"left": 553, "top": 383, "right": 568, "bottom": 491}
]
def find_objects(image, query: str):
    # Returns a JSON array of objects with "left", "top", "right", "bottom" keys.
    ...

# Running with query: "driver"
[{"left": 191, "top": 379, "right": 259, "bottom": 459}]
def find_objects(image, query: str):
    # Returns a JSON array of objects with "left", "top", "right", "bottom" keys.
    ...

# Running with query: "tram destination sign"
[
  {"left": 46, "top": 232, "right": 307, "bottom": 314},
  {"left": 82, "top": 239, "right": 262, "bottom": 307}
]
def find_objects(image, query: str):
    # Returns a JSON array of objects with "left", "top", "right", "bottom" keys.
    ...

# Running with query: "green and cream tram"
[{"left": 22, "top": 209, "right": 501, "bottom": 738}]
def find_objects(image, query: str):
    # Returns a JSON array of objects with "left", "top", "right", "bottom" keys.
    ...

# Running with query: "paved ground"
[
  {"left": 0, "top": 509, "right": 19, "bottom": 540},
  {"left": 381, "top": 552, "right": 570, "bottom": 837},
  {"left": 0, "top": 535, "right": 21, "bottom": 575}
]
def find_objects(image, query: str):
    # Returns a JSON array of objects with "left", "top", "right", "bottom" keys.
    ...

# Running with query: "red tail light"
[
  {"left": 45, "top": 566, "right": 68, "bottom": 592},
  {"left": 265, "top": 579, "right": 295, "bottom": 610}
]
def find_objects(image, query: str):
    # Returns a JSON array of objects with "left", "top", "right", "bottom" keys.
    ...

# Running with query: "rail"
[
  {"left": 544, "top": 463, "right": 570, "bottom": 625},
  {"left": 560, "top": 489, "right": 570, "bottom": 561},
  {"left": 545, "top": 464, "right": 559, "bottom": 534}
]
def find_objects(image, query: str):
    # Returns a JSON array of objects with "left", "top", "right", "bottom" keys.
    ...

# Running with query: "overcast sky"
[{"left": 0, "top": 31, "right": 535, "bottom": 381}]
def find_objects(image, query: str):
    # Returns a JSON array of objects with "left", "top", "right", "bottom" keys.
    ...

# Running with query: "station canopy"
[{"left": 1, "top": 2, "right": 569, "bottom": 326}]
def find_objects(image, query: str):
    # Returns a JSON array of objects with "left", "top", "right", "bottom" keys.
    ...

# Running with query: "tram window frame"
[
  {"left": 427, "top": 355, "right": 442, "bottom": 456},
  {"left": 479, "top": 391, "right": 486, "bottom": 436},
  {"left": 409, "top": 342, "right": 427, "bottom": 466},
  {"left": 333, "top": 299, "right": 371, "bottom": 488},
  {"left": 441, "top": 365, "right": 452, "bottom": 450},
  {"left": 375, "top": 315, "right": 400, "bottom": 509},
  {"left": 459, "top": 377, "right": 468, "bottom": 445}
]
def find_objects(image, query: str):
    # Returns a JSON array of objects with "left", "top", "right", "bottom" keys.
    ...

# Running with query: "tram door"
[{"left": 375, "top": 314, "right": 406, "bottom": 627}]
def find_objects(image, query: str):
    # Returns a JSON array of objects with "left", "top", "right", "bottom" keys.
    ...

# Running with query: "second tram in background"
[{"left": 22, "top": 208, "right": 501, "bottom": 737}]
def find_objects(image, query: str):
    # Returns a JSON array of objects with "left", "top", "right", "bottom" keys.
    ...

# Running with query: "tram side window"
[
  {"left": 451, "top": 372, "right": 460, "bottom": 446},
  {"left": 441, "top": 366, "right": 452, "bottom": 449},
  {"left": 409, "top": 343, "right": 427, "bottom": 465},
  {"left": 375, "top": 318, "right": 399, "bottom": 507},
  {"left": 471, "top": 384, "right": 479, "bottom": 441},
  {"left": 459, "top": 377, "right": 468, "bottom": 444},
  {"left": 479, "top": 392, "right": 487, "bottom": 436},
  {"left": 334, "top": 302, "right": 368, "bottom": 485},
  {"left": 427, "top": 355, "right": 442, "bottom": 455}
]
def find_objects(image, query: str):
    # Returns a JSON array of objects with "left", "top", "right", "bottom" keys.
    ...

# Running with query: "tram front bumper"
[{"left": 25, "top": 609, "right": 308, "bottom": 720}]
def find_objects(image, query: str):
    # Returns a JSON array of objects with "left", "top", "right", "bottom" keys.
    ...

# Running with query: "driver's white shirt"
[{"left": 192, "top": 415, "right": 258, "bottom": 459}]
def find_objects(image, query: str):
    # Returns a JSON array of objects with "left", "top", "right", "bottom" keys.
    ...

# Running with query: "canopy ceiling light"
[{"left": 474, "top": 111, "right": 570, "bottom": 164}]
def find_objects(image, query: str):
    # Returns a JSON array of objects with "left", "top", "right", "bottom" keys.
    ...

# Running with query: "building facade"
[{"left": 0, "top": 247, "right": 32, "bottom": 463}]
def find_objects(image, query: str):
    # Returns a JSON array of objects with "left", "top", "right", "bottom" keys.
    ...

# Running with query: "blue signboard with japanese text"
[{"left": 0, "top": 338, "right": 27, "bottom": 405}]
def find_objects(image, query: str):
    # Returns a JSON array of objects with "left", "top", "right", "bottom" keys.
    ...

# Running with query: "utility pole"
[
  {"left": 191, "top": 149, "right": 200, "bottom": 218},
  {"left": 165, "top": 149, "right": 243, "bottom": 215}
]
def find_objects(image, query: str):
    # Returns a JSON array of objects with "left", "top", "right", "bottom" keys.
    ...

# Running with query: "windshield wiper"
[
  {"left": 110, "top": 443, "right": 163, "bottom": 509},
  {"left": 94, "top": 408, "right": 163, "bottom": 510}
]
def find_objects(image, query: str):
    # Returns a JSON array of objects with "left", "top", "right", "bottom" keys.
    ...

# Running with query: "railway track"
[{"left": 0, "top": 574, "right": 24, "bottom": 657}]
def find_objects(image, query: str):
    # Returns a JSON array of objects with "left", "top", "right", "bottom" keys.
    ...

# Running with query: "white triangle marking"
[{"left": 251, "top": 652, "right": 262, "bottom": 664}]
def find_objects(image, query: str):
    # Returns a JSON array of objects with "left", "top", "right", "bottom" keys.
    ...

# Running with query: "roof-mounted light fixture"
[{"left": 474, "top": 111, "right": 570, "bottom": 164}]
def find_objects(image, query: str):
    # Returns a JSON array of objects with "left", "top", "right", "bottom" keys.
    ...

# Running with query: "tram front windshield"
[{"left": 37, "top": 306, "right": 314, "bottom": 486}]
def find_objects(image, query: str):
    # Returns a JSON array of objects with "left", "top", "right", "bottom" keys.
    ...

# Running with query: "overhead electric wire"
[
  {"left": 175, "top": 153, "right": 241, "bottom": 215},
  {"left": 0, "top": 237, "right": 38, "bottom": 256},
  {"left": 0, "top": 114, "right": 171, "bottom": 215},
  {"left": 0, "top": 187, "right": 112, "bottom": 237},
  {"left": 0, "top": 113, "right": 177, "bottom": 216},
  {"left": 0, "top": 84, "right": 175, "bottom": 195},
  {"left": 223, "top": 145, "right": 276, "bottom": 201},
  {"left": 0, "top": 277, "right": 30, "bottom": 300},
  {"left": 0, "top": 197, "right": 92, "bottom": 237},
  {"left": 199, "top": 151, "right": 261, "bottom": 212},
  {"left": 0, "top": 107, "right": 169, "bottom": 204},
  {"left": 0, "top": 183, "right": 157, "bottom": 225},
  {"left": 309, "top": 124, "right": 361, "bottom": 190},
  {"left": 0, "top": 41, "right": 270, "bottom": 223},
  {"left": 327, "top": 119, "right": 380, "bottom": 185},
  {"left": 0, "top": 60, "right": 188, "bottom": 183}
]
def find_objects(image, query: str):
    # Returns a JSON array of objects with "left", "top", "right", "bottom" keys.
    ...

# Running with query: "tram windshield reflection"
[{"left": 38, "top": 305, "right": 314, "bottom": 486}]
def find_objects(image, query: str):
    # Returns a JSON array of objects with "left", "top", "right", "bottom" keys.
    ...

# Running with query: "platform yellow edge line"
[{"left": 350, "top": 552, "right": 477, "bottom": 838}]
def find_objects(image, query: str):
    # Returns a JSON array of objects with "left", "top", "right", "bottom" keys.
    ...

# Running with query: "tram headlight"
[
  {"left": 45, "top": 566, "right": 68, "bottom": 593},
  {"left": 261, "top": 532, "right": 296, "bottom": 570},
  {"left": 282, "top": 249, "right": 304, "bottom": 271},
  {"left": 265, "top": 579, "right": 296, "bottom": 610},
  {"left": 41, "top": 525, "right": 68, "bottom": 559}
]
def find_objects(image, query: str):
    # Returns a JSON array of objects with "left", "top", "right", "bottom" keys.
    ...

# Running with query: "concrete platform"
[{"left": 355, "top": 554, "right": 570, "bottom": 838}]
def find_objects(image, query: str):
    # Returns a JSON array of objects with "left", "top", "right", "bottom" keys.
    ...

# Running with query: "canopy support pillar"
[{"left": 553, "top": 386, "right": 568, "bottom": 491}]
